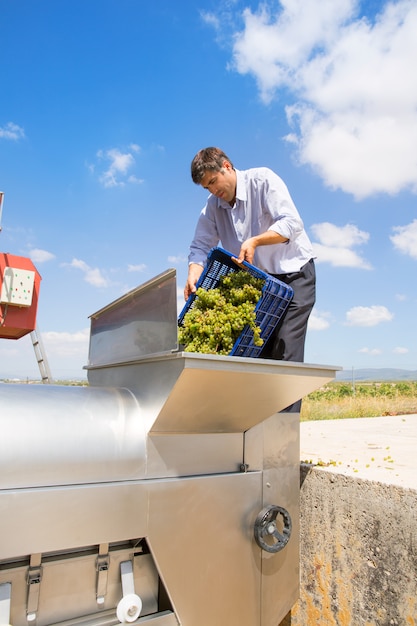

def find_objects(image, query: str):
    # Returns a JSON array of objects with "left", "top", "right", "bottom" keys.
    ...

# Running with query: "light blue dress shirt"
[{"left": 188, "top": 167, "right": 314, "bottom": 274}]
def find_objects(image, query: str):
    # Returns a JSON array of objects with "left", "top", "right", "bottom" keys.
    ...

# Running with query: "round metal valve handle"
[{"left": 254, "top": 505, "right": 292, "bottom": 553}]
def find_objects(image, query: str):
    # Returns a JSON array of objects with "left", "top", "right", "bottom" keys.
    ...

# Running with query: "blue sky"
[{"left": 1, "top": 0, "right": 416, "bottom": 380}]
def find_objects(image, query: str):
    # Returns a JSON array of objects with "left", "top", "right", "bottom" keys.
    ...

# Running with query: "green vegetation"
[
  {"left": 301, "top": 380, "right": 417, "bottom": 421},
  {"left": 0, "top": 379, "right": 88, "bottom": 386}
]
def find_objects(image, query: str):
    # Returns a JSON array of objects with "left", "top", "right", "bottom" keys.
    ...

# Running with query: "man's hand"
[
  {"left": 236, "top": 232, "right": 288, "bottom": 265},
  {"left": 184, "top": 263, "right": 204, "bottom": 300},
  {"left": 236, "top": 238, "right": 257, "bottom": 264}
]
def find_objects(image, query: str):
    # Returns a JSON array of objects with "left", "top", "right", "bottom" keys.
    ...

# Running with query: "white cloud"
[
  {"left": 151, "top": 143, "right": 166, "bottom": 153},
  {"left": 311, "top": 222, "right": 369, "bottom": 247},
  {"left": 233, "top": 0, "right": 355, "bottom": 102},
  {"left": 127, "top": 175, "right": 144, "bottom": 185},
  {"left": 227, "top": 0, "right": 417, "bottom": 198},
  {"left": 359, "top": 347, "right": 382, "bottom": 355},
  {"left": 345, "top": 305, "right": 394, "bottom": 326},
  {"left": 393, "top": 346, "right": 409, "bottom": 354},
  {"left": 168, "top": 255, "right": 187, "bottom": 264},
  {"left": 29, "top": 248, "right": 55, "bottom": 263},
  {"left": 201, "top": 10, "right": 221, "bottom": 30},
  {"left": 0, "top": 122, "right": 25, "bottom": 140},
  {"left": 0, "top": 329, "right": 89, "bottom": 380},
  {"left": 310, "top": 222, "right": 372, "bottom": 268},
  {"left": 42, "top": 328, "right": 90, "bottom": 358},
  {"left": 312, "top": 243, "right": 372, "bottom": 268},
  {"left": 390, "top": 219, "right": 417, "bottom": 260},
  {"left": 128, "top": 263, "right": 147, "bottom": 272},
  {"left": 40, "top": 328, "right": 90, "bottom": 378},
  {"left": 93, "top": 145, "right": 144, "bottom": 188},
  {"left": 308, "top": 309, "right": 331, "bottom": 330},
  {"left": 68, "top": 258, "right": 110, "bottom": 287}
]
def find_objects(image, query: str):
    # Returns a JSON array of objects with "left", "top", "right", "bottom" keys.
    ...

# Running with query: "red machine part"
[{"left": 0, "top": 253, "right": 41, "bottom": 339}]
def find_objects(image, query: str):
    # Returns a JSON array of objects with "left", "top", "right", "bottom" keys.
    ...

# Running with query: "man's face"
[{"left": 200, "top": 160, "right": 236, "bottom": 204}]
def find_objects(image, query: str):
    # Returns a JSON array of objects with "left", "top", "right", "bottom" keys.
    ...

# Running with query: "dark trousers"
[{"left": 260, "top": 258, "right": 316, "bottom": 412}]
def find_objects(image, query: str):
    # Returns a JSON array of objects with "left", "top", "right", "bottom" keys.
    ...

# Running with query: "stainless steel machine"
[{"left": 0, "top": 269, "right": 338, "bottom": 626}]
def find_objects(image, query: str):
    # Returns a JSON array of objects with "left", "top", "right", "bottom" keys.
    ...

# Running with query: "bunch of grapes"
[{"left": 179, "top": 270, "right": 264, "bottom": 355}]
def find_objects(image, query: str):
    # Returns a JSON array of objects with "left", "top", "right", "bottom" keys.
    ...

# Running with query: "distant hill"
[{"left": 336, "top": 368, "right": 417, "bottom": 382}]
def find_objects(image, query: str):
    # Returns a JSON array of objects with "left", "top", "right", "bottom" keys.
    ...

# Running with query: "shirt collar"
[
  {"left": 217, "top": 168, "right": 246, "bottom": 210},
  {"left": 235, "top": 169, "right": 247, "bottom": 202}
]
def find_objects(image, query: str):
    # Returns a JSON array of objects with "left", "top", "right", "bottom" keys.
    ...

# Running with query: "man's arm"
[{"left": 235, "top": 231, "right": 289, "bottom": 265}]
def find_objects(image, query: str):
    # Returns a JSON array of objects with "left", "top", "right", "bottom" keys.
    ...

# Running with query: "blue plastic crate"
[{"left": 178, "top": 247, "right": 293, "bottom": 358}]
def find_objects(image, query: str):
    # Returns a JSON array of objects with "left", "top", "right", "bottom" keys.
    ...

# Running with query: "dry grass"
[{"left": 300, "top": 389, "right": 417, "bottom": 422}]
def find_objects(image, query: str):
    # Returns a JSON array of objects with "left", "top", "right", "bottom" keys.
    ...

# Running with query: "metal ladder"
[
  {"left": 1, "top": 193, "right": 53, "bottom": 384},
  {"left": 30, "top": 326, "right": 53, "bottom": 384}
]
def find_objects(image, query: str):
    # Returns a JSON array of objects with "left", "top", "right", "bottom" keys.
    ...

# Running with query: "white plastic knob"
[{"left": 116, "top": 593, "right": 142, "bottom": 623}]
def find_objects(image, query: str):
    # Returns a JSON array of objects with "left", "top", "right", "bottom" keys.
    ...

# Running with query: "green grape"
[{"left": 178, "top": 270, "right": 265, "bottom": 355}]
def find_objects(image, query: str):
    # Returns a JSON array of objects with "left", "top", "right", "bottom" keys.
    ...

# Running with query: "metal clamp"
[
  {"left": 26, "top": 554, "right": 42, "bottom": 623},
  {"left": 254, "top": 505, "right": 292, "bottom": 553},
  {"left": 96, "top": 543, "right": 110, "bottom": 606}
]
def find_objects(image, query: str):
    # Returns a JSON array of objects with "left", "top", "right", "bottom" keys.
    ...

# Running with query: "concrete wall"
[{"left": 279, "top": 465, "right": 417, "bottom": 626}]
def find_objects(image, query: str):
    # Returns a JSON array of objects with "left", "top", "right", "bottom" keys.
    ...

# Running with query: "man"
[{"left": 185, "top": 147, "right": 316, "bottom": 408}]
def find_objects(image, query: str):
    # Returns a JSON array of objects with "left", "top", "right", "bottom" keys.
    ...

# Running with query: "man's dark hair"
[{"left": 191, "top": 147, "right": 234, "bottom": 184}]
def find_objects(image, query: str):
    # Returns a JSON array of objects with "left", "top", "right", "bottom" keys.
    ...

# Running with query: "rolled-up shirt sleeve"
[{"left": 261, "top": 174, "right": 304, "bottom": 241}]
